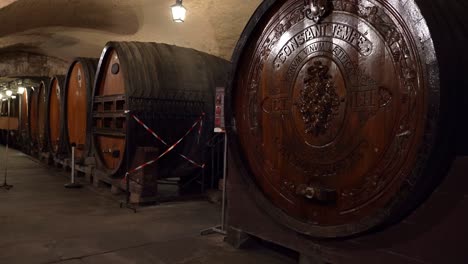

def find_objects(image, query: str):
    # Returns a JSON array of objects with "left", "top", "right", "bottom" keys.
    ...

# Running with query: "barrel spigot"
[
  {"left": 296, "top": 184, "right": 316, "bottom": 199},
  {"left": 295, "top": 184, "right": 337, "bottom": 202}
]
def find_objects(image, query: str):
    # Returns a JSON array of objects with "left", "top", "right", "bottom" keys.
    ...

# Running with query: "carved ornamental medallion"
[{"left": 297, "top": 61, "right": 341, "bottom": 136}]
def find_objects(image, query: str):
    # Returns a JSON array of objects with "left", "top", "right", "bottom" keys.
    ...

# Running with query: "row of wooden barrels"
[{"left": 0, "top": 41, "right": 229, "bottom": 179}]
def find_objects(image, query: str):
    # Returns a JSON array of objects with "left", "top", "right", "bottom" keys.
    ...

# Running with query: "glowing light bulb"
[
  {"left": 171, "top": 0, "right": 186, "bottom": 23},
  {"left": 17, "top": 87, "right": 25, "bottom": 94}
]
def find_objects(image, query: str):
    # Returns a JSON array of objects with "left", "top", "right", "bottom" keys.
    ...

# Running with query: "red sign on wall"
[{"left": 214, "top": 87, "right": 225, "bottom": 133}]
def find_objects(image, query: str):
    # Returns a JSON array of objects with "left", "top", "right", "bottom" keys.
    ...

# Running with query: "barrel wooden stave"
[
  {"left": 46, "top": 76, "right": 66, "bottom": 155},
  {"left": 30, "top": 80, "right": 50, "bottom": 152},
  {"left": 43, "top": 76, "right": 65, "bottom": 155},
  {"left": 37, "top": 81, "right": 48, "bottom": 152},
  {"left": 63, "top": 58, "right": 98, "bottom": 162}
]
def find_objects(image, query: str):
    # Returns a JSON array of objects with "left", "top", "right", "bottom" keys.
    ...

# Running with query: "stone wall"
[{"left": 0, "top": 52, "right": 69, "bottom": 77}]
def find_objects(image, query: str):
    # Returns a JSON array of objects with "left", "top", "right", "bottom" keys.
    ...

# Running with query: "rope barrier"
[{"left": 123, "top": 113, "right": 205, "bottom": 183}]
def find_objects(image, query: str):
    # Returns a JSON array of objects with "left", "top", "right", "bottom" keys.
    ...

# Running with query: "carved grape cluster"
[{"left": 298, "top": 61, "right": 340, "bottom": 136}]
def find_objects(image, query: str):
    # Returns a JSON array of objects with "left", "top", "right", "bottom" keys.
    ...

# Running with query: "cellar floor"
[{"left": 0, "top": 146, "right": 295, "bottom": 264}]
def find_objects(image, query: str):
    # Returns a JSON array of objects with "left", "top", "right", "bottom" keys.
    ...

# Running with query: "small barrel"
[
  {"left": 63, "top": 58, "right": 98, "bottom": 163},
  {"left": 46, "top": 75, "right": 66, "bottom": 156},
  {"left": 92, "top": 41, "right": 229, "bottom": 177}
]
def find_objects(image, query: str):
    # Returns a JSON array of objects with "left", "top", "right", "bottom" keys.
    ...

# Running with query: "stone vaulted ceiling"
[{"left": 0, "top": 0, "right": 262, "bottom": 78}]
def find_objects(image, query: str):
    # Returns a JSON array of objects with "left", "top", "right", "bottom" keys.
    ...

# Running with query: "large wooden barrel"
[
  {"left": 0, "top": 100, "right": 5, "bottom": 145},
  {"left": 0, "top": 98, "right": 19, "bottom": 124},
  {"left": 46, "top": 75, "right": 66, "bottom": 156},
  {"left": 30, "top": 80, "right": 50, "bottom": 152},
  {"left": 0, "top": 96, "right": 20, "bottom": 147},
  {"left": 29, "top": 88, "right": 38, "bottom": 148},
  {"left": 0, "top": 100, "right": 5, "bottom": 144},
  {"left": 63, "top": 58, "right": 98, "bottom": 162},
  {"left": 0, "top": 99, "right": 8, "bottom": 116},
  {"left": 17, "top": 87, "right": 31, "bottom": 152},
  {"left": 227, "top": 0, "right": 467, "bottom": 237},
  {"left": 19, "top": 88, "right": 29, "bottom": 137},
  {"left": 10, "top": 96, "right": 19, "bottom": 118},
  {"left": 10, "top": 96, "right": 19, "bottom": 146},
  {"left": 17, "top": 78, "right": 50, "bottom": 151},
  {"left": 92, "top": 41, "right": 229, "bottom": 177}
]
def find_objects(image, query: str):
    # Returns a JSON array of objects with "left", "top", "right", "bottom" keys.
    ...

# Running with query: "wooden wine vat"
[
  {"left": 19, "top": 87, "right": 30, "bottom": 143},
  {"left": 29, "top": 86, "right": 38, "bottom": 150},
  {"left": 63, "top": 58, "right": 98, "bottom": 163},
  {"left": 0, "top": 97, "right": 19, "bottom": 130},
  {"left": 16, "top": 78, "right": 51, "bottom": 152},
  {"left": 0, "top": 96, "right": 18, "bottom": 118},
  {"left": 91, "top": 41, "right": 229, "bottom": 194},
  {"left": 0, "top": 99, "right": 8, "bottom": 116},
  {"left": 226, "top": 0, "right": 468, "bottom": 242},
  {"left": 30, "top": 80, "right": 50, "bottom": 153},
  {"left": 0, "top": 97, "right": 19, "bottom": 147},
  {"left": 0, "top": 117, "right": 18, "bottom": 131},
  {"left": 46, "top": 75, "right": 66, "bottom": 157}
]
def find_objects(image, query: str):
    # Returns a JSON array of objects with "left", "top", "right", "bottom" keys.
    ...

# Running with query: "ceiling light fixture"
[
  {"left": 6, "top": 90, "right": 12, "bottom": 97},
  {"left": 171, "top": 0, "right": 186, "bottom": 23},
  {"left": 17, "top": 87, "right": 25, "bottom": 95}
]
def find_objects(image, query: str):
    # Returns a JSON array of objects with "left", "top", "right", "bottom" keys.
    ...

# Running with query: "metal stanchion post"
[
  {"left": 200, "top": 87, "right": 228, "bottom": 235},
  {"left": 220, "top": 132, "right": 227, "bottom": 231},
  {"left": 200, "top": 132, "right": 227, "bottom": 235},
  {"left": 201, "top": 166, "right": 205, "bottom": 194},
  {"left": 65, "top": 145, "right": 82, "bottom": 189}
]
